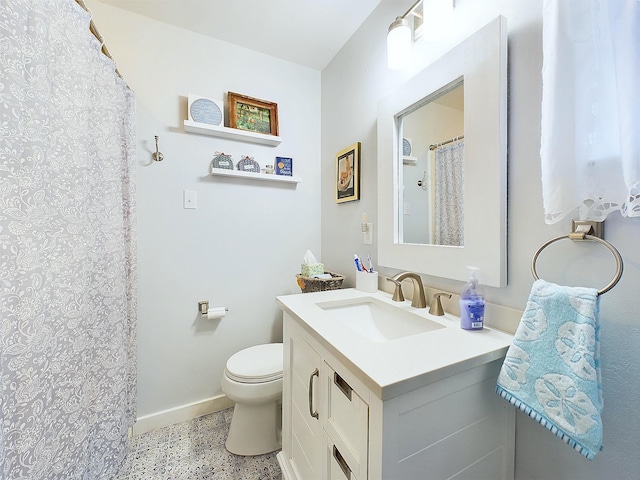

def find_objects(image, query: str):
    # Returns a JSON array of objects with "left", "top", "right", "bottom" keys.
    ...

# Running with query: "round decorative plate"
[
  {"left": 190, "top": 98, "right": 223, "bottom": 125},
  {"left": 402, "top": 138, "right": 412, "bottom": 156},
  {"left": 213, "top": 154, "right": 234, "bottom": 170}
]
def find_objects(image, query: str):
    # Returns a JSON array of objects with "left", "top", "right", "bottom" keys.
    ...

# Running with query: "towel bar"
[{"left": 531, "top": 233, "right": 623, "bottom": 295}]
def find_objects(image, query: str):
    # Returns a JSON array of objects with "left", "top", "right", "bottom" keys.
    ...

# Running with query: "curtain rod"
[
  {"left": 429, "top": 135, "right": 464, "bottom": 151},
  {"left": 75, "top": 0, "right": 129, "bottom": 88}
]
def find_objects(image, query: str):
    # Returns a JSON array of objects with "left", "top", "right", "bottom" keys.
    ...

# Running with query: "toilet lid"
[{"left": 225, "top": 343, "right": 283, "bottom": 384}]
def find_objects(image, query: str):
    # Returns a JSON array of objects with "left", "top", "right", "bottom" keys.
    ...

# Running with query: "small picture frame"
[
  {"left": 275, "top": 157, "right": 293, "bottom": 176},
  {"left": 228, "top": 92, "right": 279, "bottom": 136},
  {"left": 335, "top": 142, "right": 361, "bottom": 203}
]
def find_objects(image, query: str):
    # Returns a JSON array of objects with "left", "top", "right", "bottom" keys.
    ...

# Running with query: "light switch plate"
[{"left": 363, "top": 223, "right": 373, "bottom": 245}]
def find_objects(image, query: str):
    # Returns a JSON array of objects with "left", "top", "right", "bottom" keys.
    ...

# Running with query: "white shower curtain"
[
  {"left": 434, "top": 141, "right": 464, "bottom": 246},
  {"left": 0, "top": 1, "right": 137, "bottom": 478}
]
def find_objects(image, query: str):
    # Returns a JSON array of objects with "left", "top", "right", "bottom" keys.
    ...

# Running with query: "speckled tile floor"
[{"left": 115, "top": 407, "right": 282, "bottom": 480}]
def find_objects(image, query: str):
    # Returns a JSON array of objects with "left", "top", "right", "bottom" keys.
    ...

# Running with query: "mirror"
[
  {"left": 377, "top": 16, "right": 507, "bottom": 287},
  {"left": 400, "top": 81, "right": 464, "bottom": 246}
]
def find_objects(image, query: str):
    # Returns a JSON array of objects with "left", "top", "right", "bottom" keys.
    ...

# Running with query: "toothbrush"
[
  {"left": 367, "top": 254, "right": 374, "bottom": 273},
  {"left": 355, "top": 254, "right": 369, "bottom": 272}
]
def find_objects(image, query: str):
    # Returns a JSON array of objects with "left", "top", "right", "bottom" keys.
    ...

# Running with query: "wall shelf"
[
  {"left": 184, "top": 120, "right": 282, "bottom": 146},
  {"left": 211, "top": 168, "right": 301, "bottom": 184}
]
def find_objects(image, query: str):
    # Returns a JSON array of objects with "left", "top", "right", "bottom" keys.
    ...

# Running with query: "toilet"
[{"left": 220, "top": 343, "right": 284, "bottom": 455}]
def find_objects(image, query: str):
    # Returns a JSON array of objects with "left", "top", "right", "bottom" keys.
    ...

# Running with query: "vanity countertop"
[{"left": 277, "top": 288, "right": 514, "bottom": 401}]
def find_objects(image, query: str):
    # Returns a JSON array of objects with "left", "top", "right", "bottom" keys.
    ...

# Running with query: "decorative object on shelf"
[
  {"left": 212, "top": 152, "right": 234, "bottom": 170},
  {"left": 152, "top": 135, "right": 164, "bottom": 162},
  {"left": 275, "top": 156, "right": 293, "bottom": 176},
  {"left": 263, "top": 164, "right": 274, "bottom": 175},
  {"left": 237, "top": 155, "right": 260, "bottom": 173},
  {"left": 228, "top": 91, "right": 278, "bottom": 136},
  {"left": 188, "top": 94, "right": 224, "bottom": 126},
  {"left": 335, "top": 142, "right": 361, "bottom": 203},
  {"left": 402, "top": 137, "right": 413, "bottom": 156},
  {"left": 402, "top": 137, "right": 417, "bottom": 164}
]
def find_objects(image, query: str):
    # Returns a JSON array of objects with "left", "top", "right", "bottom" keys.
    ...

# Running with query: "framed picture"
[
  {"left": 228, "top": 92, "right": 278, "bottom": 136},
  {"left": 335, "top": 142, "right": 361, "bottom": 203}
]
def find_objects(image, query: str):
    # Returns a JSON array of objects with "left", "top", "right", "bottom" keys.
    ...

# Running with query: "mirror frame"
[{"left": 377, "top": 16, "right": 507, "bottom": 287}]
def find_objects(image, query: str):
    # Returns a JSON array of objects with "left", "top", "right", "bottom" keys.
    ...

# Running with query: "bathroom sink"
[{"left": 316, "top": 297, "right": 445, "bottom": 342}]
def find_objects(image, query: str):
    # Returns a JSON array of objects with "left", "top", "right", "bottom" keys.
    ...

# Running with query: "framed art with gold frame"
[
  {"left": 228, "top": 92, "right": 279, "bottom": 136},
  {"left": 335, "top": 142, "right": 361, "bottom": 203}
]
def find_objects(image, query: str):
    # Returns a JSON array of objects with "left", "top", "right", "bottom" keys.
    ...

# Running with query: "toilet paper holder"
[{"left": 198, "top": 301, "right": 228, "bottom": 316}]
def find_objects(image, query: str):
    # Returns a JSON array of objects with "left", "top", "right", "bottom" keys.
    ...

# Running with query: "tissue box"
[{"left": 301, "top": 263, "right": 324, "bottom": 277}]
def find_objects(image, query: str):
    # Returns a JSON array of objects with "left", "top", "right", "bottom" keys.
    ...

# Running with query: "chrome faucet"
[{"left": 387, "top": 272, "right": 427, "bottom": 308}]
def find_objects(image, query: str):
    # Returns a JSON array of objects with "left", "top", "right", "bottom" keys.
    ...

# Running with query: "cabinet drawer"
[
  {"left": 326, "top": 437, "right": 360, "bottom": 480},
  {"left": 324, "top": 363, "right": 368, "bottom": 478}
]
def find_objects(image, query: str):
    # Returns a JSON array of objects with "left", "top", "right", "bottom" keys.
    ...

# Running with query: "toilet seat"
[{"left": 225, "top": 343, "right": 283, "bottom": 384}]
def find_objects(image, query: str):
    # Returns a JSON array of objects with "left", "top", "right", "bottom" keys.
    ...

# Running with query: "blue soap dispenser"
[{"left": 460, "top": 266, "right": 485, "bottom": 330}]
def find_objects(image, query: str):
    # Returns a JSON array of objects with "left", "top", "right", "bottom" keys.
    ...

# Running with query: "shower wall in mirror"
[{"left": 400, "top": 82, "right": 464, "bottom": 246}]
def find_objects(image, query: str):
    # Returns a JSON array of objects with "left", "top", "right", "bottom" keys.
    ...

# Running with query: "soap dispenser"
[{"left": 460, "top": 266, "right": 485, "bottom": 330}]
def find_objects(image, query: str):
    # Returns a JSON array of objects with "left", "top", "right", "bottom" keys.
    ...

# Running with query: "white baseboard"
[{"left": 132, "top": 394, "right": 234, "bottom": 436}]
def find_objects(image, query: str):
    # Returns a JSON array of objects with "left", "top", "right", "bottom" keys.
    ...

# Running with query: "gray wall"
[{"left": 322, "top": 1, "right": 639, "bottom": 479}]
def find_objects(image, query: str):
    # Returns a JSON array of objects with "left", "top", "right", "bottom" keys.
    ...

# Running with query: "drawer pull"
[
  {"left": 334, "top": 372, "right": 352, "bottom": 400},
  {"left": 333, "top": 445, "right": 352, "bottom": 479},
  {"left": 308, "top": 368, "right": 319, "bottom": 419}
]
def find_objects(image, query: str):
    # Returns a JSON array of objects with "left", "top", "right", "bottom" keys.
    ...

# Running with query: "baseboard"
[{"left": 132, "top": 394, "right": 234, "bottom": 436}]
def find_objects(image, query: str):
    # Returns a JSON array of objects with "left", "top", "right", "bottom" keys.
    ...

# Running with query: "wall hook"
[
  {"left": 152, "top": 135, "right": 164, "bottom": 162},
  {"left": 417, "top": 170, "right": 428, "bottom": 190}
]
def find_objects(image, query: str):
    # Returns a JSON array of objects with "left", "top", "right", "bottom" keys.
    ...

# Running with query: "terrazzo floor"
[{"left": 115, "top": 407, "right": 282, "bottom": 480}]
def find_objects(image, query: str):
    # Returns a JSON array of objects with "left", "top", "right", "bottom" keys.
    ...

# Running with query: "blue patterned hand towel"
[{"left": 496, "top": 279, "right": 603, "bottom": 460}]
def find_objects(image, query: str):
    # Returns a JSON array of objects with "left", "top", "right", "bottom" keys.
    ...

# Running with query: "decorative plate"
[
  {"left": 212, "top": 153, "right": 234, "bottom": 170},
  {"left": 402, "top": 138, "right": 412, "bottom": 156},
  {"left": 236, "top": 156, "right": 260, "bottom": 173},
  {"left": 189, "top": 95, "right": 223, "bottom": 126}
]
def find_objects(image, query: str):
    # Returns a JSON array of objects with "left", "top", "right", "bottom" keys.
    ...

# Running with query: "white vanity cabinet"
[
  {"left": 277, "top": 292, "right": 516, "bottom": 480},
  {"left": 280, "top": 314, "right": 370, "bottom": 480}
]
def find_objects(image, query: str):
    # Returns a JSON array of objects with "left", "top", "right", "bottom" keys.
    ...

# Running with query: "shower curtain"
[
  {"left": 433, "top": 141, "right": 464, "bottom": 246},
  {"left": 0, "top": 1, "right": 137, "bottom": 478}
]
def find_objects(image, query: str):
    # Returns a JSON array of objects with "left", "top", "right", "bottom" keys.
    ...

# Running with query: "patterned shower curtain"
[
  {"left": 433, "top": 141, "right": 464, "bottom": 246},
  {"left": 0, "top": 1, "right": 137, "bottom": 478}
]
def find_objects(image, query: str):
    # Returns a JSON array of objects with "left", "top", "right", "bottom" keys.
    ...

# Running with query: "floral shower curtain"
[
  {"left": 0, "top": 1, "right": 136, "bottom": 478},
  {"left": 433, "top": 141, "right": 464, "bottom": 246}
]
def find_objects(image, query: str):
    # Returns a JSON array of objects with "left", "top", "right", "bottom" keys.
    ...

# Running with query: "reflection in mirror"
[{"left": 400, "top": 81, "right": 464, "bottom": 246}]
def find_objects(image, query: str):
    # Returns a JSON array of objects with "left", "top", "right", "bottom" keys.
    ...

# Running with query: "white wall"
[
  {"left": 86, "top": 1, "right": 321, "bottom": 419},
  {"left": 322, "top": 1, "right": 639, "bottom": 479}
]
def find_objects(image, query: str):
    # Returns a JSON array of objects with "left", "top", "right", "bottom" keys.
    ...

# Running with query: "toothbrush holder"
[{"left": 356, "top": 271, "right": 378, "bottom": 293}]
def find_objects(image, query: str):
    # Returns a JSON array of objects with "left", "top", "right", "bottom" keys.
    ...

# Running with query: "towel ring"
[{"left": 531, "top": 234, "right": 623, "bottom": 295}]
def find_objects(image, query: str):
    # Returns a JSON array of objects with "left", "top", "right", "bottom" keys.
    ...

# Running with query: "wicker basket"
[{"left": 296, "top": 271, "right": 345, "bottom": 293}]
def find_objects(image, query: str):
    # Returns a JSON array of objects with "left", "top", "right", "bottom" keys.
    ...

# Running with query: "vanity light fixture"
[
  {"left": 416, "top": 0, "right": 454, "bottom": 42},
  {"left": 387, "top": 0, "right": 421, "bottom": 70},
  {"left": 387, "top": 0, "right": 454, "bottom": 70},
  {"left": 387, "top": 15, "right": 412, "bottom": 70}
]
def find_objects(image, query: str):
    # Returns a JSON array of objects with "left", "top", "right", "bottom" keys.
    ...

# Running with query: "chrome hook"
[
  {"left": 152, "top": 135, "right": 164, "bottom": 162},
  {"left": 417, "top": 170, "right": 427, "bottom": 190}
]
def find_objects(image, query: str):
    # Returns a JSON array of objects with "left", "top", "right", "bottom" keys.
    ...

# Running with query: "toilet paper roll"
[{"left": 206, "top": 307, "right": 227, "bottom": 320}]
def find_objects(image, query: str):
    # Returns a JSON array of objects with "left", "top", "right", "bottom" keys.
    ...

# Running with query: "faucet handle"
[
  {"left": 429, "top": 292, "right": 452, "bottom": 316},
  {"left": 386, "top": 278, "right": 405, "bottom": 302}
]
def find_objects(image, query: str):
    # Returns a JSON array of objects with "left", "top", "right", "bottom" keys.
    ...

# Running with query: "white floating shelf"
[
  {"left": 403, "top": 155, "right": 418, "bottom": 164},
  {"left": 210, "top": 168, "right": 301, "bottom": 184},
  {"left": 184, "top": 120, "right": 282, "bottom": 146}
]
